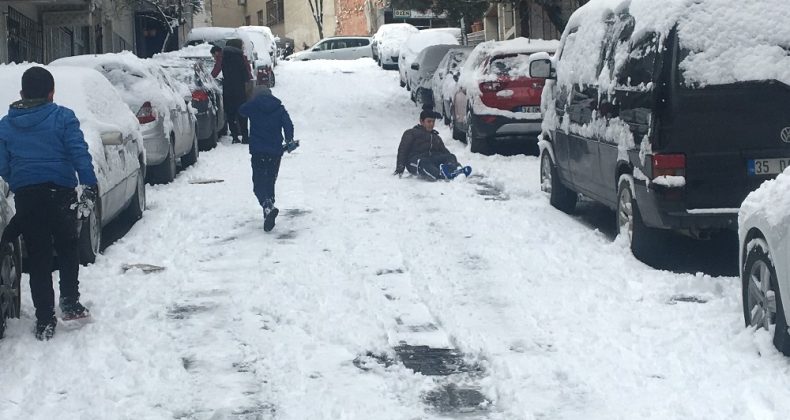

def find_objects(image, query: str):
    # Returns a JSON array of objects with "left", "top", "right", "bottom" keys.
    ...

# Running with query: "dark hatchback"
[{"left": 533, "top": 7, "right": 790, "bottom": 260}]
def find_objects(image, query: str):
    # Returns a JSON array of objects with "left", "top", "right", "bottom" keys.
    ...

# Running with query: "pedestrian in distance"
[
  {"left": 395, "top": 110, "right": 472, "bottom": 181},
  {"left": 0, "top": 66, "right": 98, "bottom": 341},
  {"left": 239, "top": 86, "right": 297, "bottom": 232},
  {"left": 222, "top": 38, "right": 254, "bottom": 144}
]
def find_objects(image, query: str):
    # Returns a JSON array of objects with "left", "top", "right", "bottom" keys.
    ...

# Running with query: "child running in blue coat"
[{"left": 239, "top": 87, "right": 296, "bottom": 232}]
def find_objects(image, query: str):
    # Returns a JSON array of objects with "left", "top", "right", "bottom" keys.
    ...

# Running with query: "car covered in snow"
[
  {"left": 286, "top": 36, "right": 373, "bottom": 61},
  {"left": 153, "top": 49, "right": 226, "bottom": 150},
  {"left": 0, "top": 64, "right": 147, "bottom": 265},
  {"left": 431, "top": 46, "right": 473, "bottom": 124},
  {"left": 398, "top": 29, "right": 460, "bottom": 91},
  {"left": 408, "top": 44, "right": 458, "bottom": 107},
  {"left": 0, "top": 177, "right": 20, "bottom": 339},
  {"left": 449, "top": 38, "right": 558, "bottom": 155},
  {"left": 238, "top": 25, "right": 278, "bottom": 87},
  {"left": 533, "top": 0, "right": 790, "bottom": 260},
  {"left": 51, "top": 53, "right": 200, "bottom": 185},
  {"left": 371, "top": 23, "right": 419, "bottom": 69},
  {"left": 739, "top": 168, "right": 790, "bottom": 356}
]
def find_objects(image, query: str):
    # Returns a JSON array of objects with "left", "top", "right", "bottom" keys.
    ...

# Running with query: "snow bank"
[
  {"left": 51, "top": 52, "right": 191, "bottom": 136},
  {"left": 0, "top": 63, "right": 142, "bottom": 192}
]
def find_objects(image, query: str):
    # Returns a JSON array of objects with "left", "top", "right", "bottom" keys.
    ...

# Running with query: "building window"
[
  {"left": 257, "top": 10, "right": 264, "bottom": 26},
  {"left": 245, "top": 15, "right": 251, "bottom": 25},
  {"left": 266, "top": 0, "right": 284, "bottom": 25}
]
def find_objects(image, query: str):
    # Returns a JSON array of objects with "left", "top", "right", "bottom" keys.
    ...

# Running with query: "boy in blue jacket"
[
  {"left": 239, "top": 87, "right": 295, "bottom": 232},
  {"left": 0, "top": 67, "right": 98, "bottom": 340}
]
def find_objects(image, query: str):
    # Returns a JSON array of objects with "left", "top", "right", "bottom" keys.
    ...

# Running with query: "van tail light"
[
  {"left": 480, "top": 115, "right": 497, "bottom": 124},
  {"left": 136, "top": 101, "right": 156, "bottom": 124},
  {"left": 191, "top": 90, "right": 209, "bottom": 102},
  {"left": 652, "top": 153, "right": 686, "bottom": 178},
  {"left": 480, "top": 82, "right": 502, "bottom": 92}
]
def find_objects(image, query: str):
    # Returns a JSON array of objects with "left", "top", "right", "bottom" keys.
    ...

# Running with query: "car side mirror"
[
  {"left": 529, "top": 56, "right": 555, "bottom": 79},
  {"left": 411, "top": 63, "right": 420, "bottom": 71},
  {"left": 101, "top": 131, "right": 124, "bottom": 146}
]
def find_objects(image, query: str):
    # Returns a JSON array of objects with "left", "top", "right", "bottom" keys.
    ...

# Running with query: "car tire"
[
  {"left": 0, "top": 239, "right": 21, "bottom": 339},
  {"left": 400, "top": 78, "right": 406, "bottom": 88},
  {"left": 467, "top": 110, "right": 493, "bottom": 155},
  {"left": 743, "top": 239, "right": 790, "bottom": 356},
  {"left": 617, "top": 176, "right": 663, "bottom": 260},
  {"left": 442, "top": 102, "right": 450, "bottom": 126},
  {"left": 269, "top": 73, "right": 276, "bottom": 88},
  {"left": 148, "top": 137, "right": 177, "bottom": 184},
  {"left": 451, "top": 108, "right": 464, "bottom": 142},
  {"left": 540, "top": 150, "right": 577, "bottom": 214},
  {"left": 124, "top": 164, "right": 146, "bottom": 223},
  {"left": 181, "top": 129, "right": 199, "bottom": 168},
  {"left": 79, "top": 198, "right": 102, "bottom": 266},
  {"left": 200, "top": 127, "right": 218, "bottom": 151}
]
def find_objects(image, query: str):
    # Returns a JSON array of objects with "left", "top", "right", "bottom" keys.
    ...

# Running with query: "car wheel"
[
  {"left": 467, "top": 110, "right": 493, "bottom": 155},
  {"left": 79, "top": 198, "right": 102, "bottom": 266},
  {"left": 124, "top": 164, "right": 146, "bottom": 223},
  {"left": 0, "top": 239, "right": 21, "bottom": 339},
  {"left": 400, "top": 78, "right": 406, "bottom": 88},
  {"left": 743, "top": 239, "right": 790, "bottom": 356},
  {"left": 200, "top": 126, "right": 219, "bottom": 151},
  {"left": 269, "top": 73, "right": 276, "bottom": 88},
  {"left": 181, "top": 129, "right": 199, "bottom": 168},
  {"left": 451, "top": 107, "right": 464, "bottom": 142},
  {"left": 442, "top": 102, "right": 450, "bottom": 126},
  {"left": 540, "top": 150, "right": 577, "bottom": 213},
  {"left": 149, "top": 138, "right": 177, "bottom": 184},
  {"left": 617, "top": 176, "right": 663, "bottom": 260}
]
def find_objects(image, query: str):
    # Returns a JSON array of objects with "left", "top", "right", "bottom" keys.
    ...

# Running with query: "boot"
[
  {"left": 35, "top": 316, "right": 57, "bottom": 341},
  {"left": 60, "top": 297, "right": 91, "bottom": 321}
]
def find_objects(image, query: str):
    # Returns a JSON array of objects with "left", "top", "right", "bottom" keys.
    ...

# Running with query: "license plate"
[
  {"left": 518, "top": 106, "right": 540, "bottom": 113},
  {"left": 748, "top": 158, "right": 790, "bottom": 176}
]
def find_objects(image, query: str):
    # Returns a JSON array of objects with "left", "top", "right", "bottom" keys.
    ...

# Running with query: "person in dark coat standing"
[
  {"left": 222, "top": 38, "right": 253, "bottom": 144},
  {"left": 239, "top": 87, "right": 296, "bottom": 232},
  {"left": 395, "top": 110, "right": 471, "bottom": 181},
  {"left": 0, "top": 67, "right": 98, "bottom": 340}
]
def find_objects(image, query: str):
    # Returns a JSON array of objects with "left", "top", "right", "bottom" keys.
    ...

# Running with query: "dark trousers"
[
  {"left": 251, "top": 153, "right": 282, "bottom": 208},
  {"left": 15, "top": 184, "right": 80, "bottom": 321},
  {"left": 225, "top": 98, "right": 249, "bottom": 141},
  {"left": 407, "top": 153, "right": 460, "bottom": 181}
]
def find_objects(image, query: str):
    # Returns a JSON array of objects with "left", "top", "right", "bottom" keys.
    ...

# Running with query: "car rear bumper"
[
  {"left": 471, "top": 114, "right": 542, "bottom": 143},
  {"left": 634, "top": 183, "right": 739, "bottom": 231}
]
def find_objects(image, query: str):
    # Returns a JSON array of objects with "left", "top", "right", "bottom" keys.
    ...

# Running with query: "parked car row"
[{"left": 187, "top": 26, "right": 278, "bottom": 88}]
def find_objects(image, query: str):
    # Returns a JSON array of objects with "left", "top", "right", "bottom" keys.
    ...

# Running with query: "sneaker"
[
  {"left": 35, "top": 317, "right": 57, "bottom": 341},
  {"left": 439, "top": 163, "right": 453, "bottom": 179},
  {"left": 264, "top": 207, "right": 279, "bottom": 232},
  {"left": 454, "top": 166, "right": 472, "bottom": 178},
  {"left": 60, "top": 298, "right": 91, "bottom": 321}
]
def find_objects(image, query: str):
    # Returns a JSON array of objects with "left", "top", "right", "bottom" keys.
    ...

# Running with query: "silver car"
[
  {"left": 288, "top": 37, "right": 373, "bottom": 61},
  {"left": 52, "top": 53, "right": 199, "bottom": 184}
]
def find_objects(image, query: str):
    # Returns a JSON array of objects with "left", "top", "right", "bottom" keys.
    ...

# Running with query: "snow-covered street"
[{"left": 2, "top": 59, "right": 790, "bottom": 419}]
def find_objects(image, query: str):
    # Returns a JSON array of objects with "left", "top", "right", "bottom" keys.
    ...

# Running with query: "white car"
[
  {"left": 238, "top": 25, "right": 278, "bottom": 87},
  {"left": 398, "top": 29, "right": 459, "bottom": 90},
  {"left": 739, "top": 168, "right": 790, "bottom": 356},
  {"left": 52, "top": 53, "right": 199, "bottom": 184},
  {"left": 287, "top": 37, "right": 373, "bottom": 61},
  {"left": 431, "top": 46, "right": 473, "bottom": 123},
  {"left": 371, "top": 23, "right": 419, "bottom": 69},
  {"left": 0, "top": 64, "right": 147, "bottom": 264}
]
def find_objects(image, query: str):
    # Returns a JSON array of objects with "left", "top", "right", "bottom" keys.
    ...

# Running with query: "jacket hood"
[
  {"left": 6, "top": 101, "right": 58, "bottom": 129},
  {"left": 249, "top": 93, "right": 282, "bottom": 113},
  {"left": 412, "top": 124, "right": 438, "bottom": 135},
  {"left": 223, "top": 46, "right": 243, "bottom": 56}
]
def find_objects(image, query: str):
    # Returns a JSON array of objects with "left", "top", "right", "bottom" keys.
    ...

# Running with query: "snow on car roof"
[
  {"left": 0, "top": 63, "right": 142, "bottom": 190},
  {"left": 488, "top": 38, "right": 559, "bottom": 57},
  {"left": 563, "top": 0, "right": 790, "bottom": 86},
  {"left": 187, "top": 27, "right": 238, "bottom": 42},
  {"left": 51, "top": 52, "right": 189, "bottom": 135},
  {"left": 402, "top": 31, "right": 459, "bottom": 56},
  {"left": 375, "top": 23, "right": 419, "bottom": 37},
  {"left": 159, "top": 43, "right": 214, "bottom": 59}
]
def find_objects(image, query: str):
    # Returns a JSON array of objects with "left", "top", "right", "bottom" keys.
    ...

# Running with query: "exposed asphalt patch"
[
  {"left": 423, "top": 383, "right": 491, "bottom": 416},
  {"left": 668, "top": 295, "right": 709, "bottom": 304},
  {"left": 167, "top": 303, "right": 215, "bottom": 320},
  {"left": 394, "top": 345, "right": 484, "bottom": 377},
  {"left": 352, "top": 351, "right": 397, "bottom": 372}
]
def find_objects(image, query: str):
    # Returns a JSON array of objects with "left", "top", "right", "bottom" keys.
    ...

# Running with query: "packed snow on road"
[{"left": 1, "top": 59, "right": 789, "bottom": 419}]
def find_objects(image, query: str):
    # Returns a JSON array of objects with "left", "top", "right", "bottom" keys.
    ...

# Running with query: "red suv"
[{"left": 451, "top": 39, "right": 558, "bottom": 155}]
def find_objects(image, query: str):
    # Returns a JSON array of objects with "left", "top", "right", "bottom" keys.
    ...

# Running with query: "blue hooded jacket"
[
  {"left": 0, "top": 101, "right": 98, "bottom": 192},
  {"left": 239, "top": 92, "right": 294, "bottom": 156}
]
